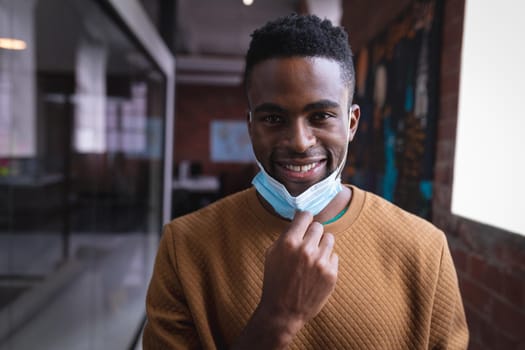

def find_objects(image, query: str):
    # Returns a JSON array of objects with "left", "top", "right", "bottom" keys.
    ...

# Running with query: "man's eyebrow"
[
  {"left": 253, "top": 103, "right": 287, "bottom": 114},
  {"left": 253, "top": 100, "right": 340, "bottom": 114},
  {"left": 303, "top": 100, "right": 341, "bottom": 112}
]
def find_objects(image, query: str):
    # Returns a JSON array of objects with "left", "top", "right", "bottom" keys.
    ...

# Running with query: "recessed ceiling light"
[
  {"left": 0, "top": 38, "right": 27, "bottom": 50},
  {"left": 243, "top": 0, "right": 254, "bottom": 6}
]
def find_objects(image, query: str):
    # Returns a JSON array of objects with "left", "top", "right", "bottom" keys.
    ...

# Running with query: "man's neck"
[{"left": 313, "top": 186, "right": 351, "bottom": 223}]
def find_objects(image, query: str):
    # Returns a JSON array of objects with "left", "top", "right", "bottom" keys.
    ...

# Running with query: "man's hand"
[
  {"left": 232, "top": 211, "right": 338, "bottom": 349},
  {"left": 260, "top": 210, "right": 339, "bottom": 331}
]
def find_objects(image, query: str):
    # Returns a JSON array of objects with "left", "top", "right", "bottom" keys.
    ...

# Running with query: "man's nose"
[{"left": 285, "top": 120, "right": 316, "bottom": 153}]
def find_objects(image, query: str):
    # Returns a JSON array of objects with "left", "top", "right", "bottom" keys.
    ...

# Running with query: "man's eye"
[
  {"left": 311, "top": 112, "right": 333, "bottom": 122},
  {"left": 262, "top": 114, "right": 283, "bottom": 124}
]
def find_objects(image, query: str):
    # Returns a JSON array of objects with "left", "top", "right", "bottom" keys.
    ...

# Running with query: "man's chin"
[{"left": 282, "top": 181, "right": 315, "bottom": 197}]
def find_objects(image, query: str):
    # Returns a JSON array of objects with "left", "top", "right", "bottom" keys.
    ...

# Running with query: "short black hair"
[{"left": 244, "top": 14, "right": 355, "bottom": 99}]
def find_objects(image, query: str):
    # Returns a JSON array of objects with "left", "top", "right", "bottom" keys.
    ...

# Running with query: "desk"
[
  {"left": 171, "top": 176, "right": 220, "bottom": 217},
  {"left": 172, "top": 176, "right": 220, "bottom": 193},
  {"left": 0, "top": 173, "right": 64, "bottom": 187}
]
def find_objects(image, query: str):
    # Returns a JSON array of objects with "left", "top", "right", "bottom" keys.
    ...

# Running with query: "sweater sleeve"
[
  {"left": 143, "top": 225, "right": 201, "bottom": 349},
  {"left": 428, "top": 235, "right": 469, "bottom": 349}
]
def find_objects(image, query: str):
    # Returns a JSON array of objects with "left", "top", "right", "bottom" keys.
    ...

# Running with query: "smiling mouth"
[
  {"left": 273, "top": 159, "right": 327, "bottom": 194},
  {"left": 283, "top": 162, "right": 319, "bottom": 173},
  {"left": 276, "top": 159, "right": 327, "bottom": 181}
]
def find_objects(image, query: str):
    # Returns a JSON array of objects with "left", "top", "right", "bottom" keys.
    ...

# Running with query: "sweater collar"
[{"left": 246, "top": 184, "right": 366, "bottom": 236}]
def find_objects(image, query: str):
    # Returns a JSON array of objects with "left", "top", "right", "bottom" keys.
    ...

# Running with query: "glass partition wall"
[{"left": 0, "top": 0, "right": 172, "bottom": 348}]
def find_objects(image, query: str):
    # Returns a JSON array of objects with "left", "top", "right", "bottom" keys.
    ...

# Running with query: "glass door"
[{"left": 0, "top": 0, "right": 172, "bottom": 348}]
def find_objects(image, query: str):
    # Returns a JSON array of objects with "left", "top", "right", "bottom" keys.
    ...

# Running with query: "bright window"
[{"left": 452, "top": 0, "right": 525, "bottom": 236}]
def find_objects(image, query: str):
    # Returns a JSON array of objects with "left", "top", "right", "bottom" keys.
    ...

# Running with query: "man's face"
[{"left": 247, "top": 57, "right": 359, "bottom": 196}]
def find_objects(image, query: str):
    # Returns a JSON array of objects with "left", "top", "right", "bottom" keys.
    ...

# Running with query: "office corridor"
[{"left": 0, "top": 232, "right": 155, "bottom": 350}]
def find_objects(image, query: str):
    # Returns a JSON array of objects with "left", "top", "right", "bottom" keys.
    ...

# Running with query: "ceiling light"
[
  {"left": 243, "top": 0, "right": 254, "bottom": 6},
  {"left": 0, "top": 38, "right": 27, "bottom": 50}
]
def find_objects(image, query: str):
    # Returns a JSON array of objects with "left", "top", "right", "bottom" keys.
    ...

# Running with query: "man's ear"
[{"left": 348, "top": 104, "right": 361, "bottom": 142}]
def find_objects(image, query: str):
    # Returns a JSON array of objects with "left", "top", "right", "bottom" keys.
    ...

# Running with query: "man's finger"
[
  {"left": 329, "top": 253, "right": 339, "bottom": 275},
  {"left": 303, "top": 221, "right": 324, "bottom": 249},
  {"left": 281, "top": 210, "right": 314, "bottom": 241},
  {"left": 318, "top": 232, "right": 335, "bottom": 260}
]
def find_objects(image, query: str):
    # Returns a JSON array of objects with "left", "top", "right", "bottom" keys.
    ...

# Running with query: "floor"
[{"left": 0, "top": 232, "right": 157, "bottom": 350}]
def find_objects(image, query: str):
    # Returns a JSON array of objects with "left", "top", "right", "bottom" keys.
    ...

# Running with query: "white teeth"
[{"left": 284, "top": 163, "right": 317, "bottom": 173}]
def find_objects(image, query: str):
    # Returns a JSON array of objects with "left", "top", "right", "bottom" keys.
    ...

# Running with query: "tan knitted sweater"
[{"left": 143, "top": 186, "right": 468, "bottom": 349}]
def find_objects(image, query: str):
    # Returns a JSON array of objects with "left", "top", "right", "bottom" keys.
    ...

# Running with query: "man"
[{"left": 143, "top": 14, "right": 468, "bottom": 349}]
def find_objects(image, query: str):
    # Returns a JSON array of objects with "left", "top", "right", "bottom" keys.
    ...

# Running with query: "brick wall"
[
  {"left": 343, "top": 0, "right": 525, "bottom": 347},
  {"left": 174, "top": 84, "right": 257, "bottom": 195},
  {"left": 342, "top": 0, "right": 411, "bottom": 51},
  {"left": 434, "top": 0, "right": 525, "bottom": 348}
]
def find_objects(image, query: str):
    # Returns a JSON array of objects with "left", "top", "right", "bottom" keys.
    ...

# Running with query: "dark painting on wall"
[{"left": 345, "top": 0, "right": 442, "bottom": 219}]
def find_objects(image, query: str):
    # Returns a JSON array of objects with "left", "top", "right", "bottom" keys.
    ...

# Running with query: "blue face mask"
[{"left": 252, "top": 160, "right": 344, "bottom": 220}]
